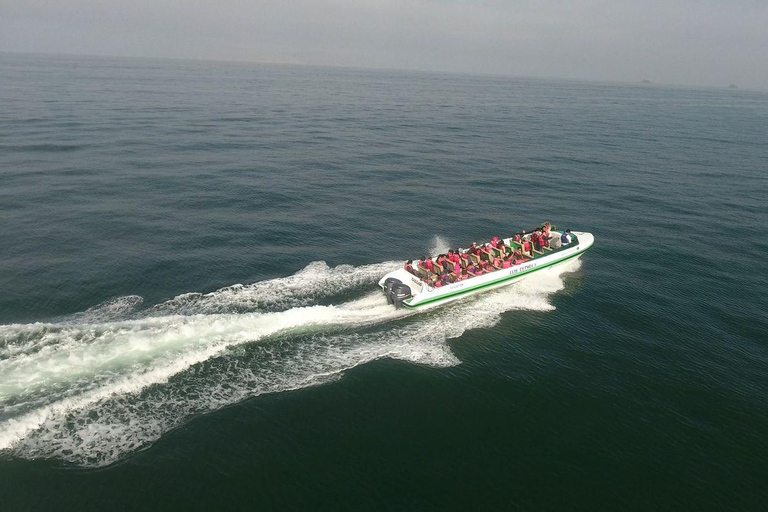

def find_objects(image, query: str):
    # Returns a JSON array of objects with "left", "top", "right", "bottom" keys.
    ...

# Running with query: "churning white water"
[{"left": 0, "top": 258, "right": 581, "bottom": 467}]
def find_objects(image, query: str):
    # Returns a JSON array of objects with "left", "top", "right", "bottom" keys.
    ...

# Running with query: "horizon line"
[{"left": 2, "top": 49, "right": 766, "bottom": 94}]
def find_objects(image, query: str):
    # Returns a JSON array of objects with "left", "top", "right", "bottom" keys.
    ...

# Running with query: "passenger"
[
  {"left": 492, "top": 256, "right": 502, "bottom": 269},
  {"left": 457, "top": 268, "right": 469, "bottom": 281},
  {"left": 542, "top": 223, "right": 551, "bottom": 238},
  {"left": 521, "top": 239, "right": 532, "bottom": 258},
  {"left": 513, "top": 232, "right": 521, "bottom": 242},
  {"left": 467, "top": 263, "right": 481, "bottom": 275},
  {"left": 496, "top": 238, "right": 506, "bottom": 251},
  {"left": 424, "top": 256, "right": 434, "bottom": 272},
  {"left": 502, "top": 255, "right": 512, "bottom": 268},
  {"left": 448, "top": 250, "right": 460, "bottom": 264},
  {"left": 404, "top": 259, "right": 414, "bottom": 274},
  {"left": 561, "top": 229, "right": 572, "bottom": 244},
  {"left": 417, "top": 257, "right": 429, "bottom": 278},
  {"left": 481, "top": 260, "right": 494, "bottom": 272},
  {"left": 535, "top": 230, "right": 546, "bottom": 250}
]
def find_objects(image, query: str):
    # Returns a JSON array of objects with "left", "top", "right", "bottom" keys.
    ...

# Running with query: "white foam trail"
[
  {"left": 430, "top": 235, "right": 451, "bottom": 257},
  {"left": 72, "top": 296, "right": 144, "bottom": 323},
  {"left": 0, "top": 258, "right": 582, "bottom": 466},
  {"left": 1, "top": 260, "right": 400, "bottom": 360},
  {"left": 149, "top": 260, "right": 400, "bottom": 316},
  {"left": 0, "top": 297, "right": 407, "bottom": 449}
]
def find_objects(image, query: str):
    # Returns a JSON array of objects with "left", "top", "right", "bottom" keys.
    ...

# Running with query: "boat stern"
[{"left": 378, "top": 269, "right": 424, "bottom": 308}]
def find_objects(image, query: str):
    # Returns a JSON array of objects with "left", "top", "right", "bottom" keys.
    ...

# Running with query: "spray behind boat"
[{"left": 383, "top": 278, "right": 412, "bottom": 309}]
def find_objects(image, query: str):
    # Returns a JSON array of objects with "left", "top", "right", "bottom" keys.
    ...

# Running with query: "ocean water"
[{"left": 1, "top": 53, "right": 768, "bottom": 510}]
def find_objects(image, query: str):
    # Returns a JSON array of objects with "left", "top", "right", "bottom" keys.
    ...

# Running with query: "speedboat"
[{"left": 379, "top": 229, "right": 594, "bottom": 309}]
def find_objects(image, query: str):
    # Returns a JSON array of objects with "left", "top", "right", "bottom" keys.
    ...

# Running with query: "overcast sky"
[{"left": 2, "top": 0, "right": 767, "bottom": 89}]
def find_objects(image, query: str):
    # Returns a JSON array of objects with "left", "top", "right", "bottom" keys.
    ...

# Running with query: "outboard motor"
[
  {"left": 390, "top": 283, "right": 412, "bottom": 309},
  {"left": 383, "top": 278, "right": 401, "bottom": 305}
]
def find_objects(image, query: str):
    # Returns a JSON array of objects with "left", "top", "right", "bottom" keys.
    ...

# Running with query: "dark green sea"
[{"left": 1, "top": 53, "right": 768, "bottom": 511}]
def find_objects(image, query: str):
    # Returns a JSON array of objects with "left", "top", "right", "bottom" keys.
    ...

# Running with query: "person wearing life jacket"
[
  {"left": 502, "top": 255, "right": 512, "bottom": 268},
  {"left": 492, "top": 256, "right": 502, "bottom": 269},
  {"left": 416, "top": 257, "right": 428, "bottom": 278},
  {"left": 561, "top": 229, "right": 572, "bottom": 244},
  {"left": 457, "top": 268, "right": 469, "bottom": 281},
  {"left": 521, "top": 239, "right": 532, "bottom": 257},
  {"left": 542, "top": 223, "right": 551, "bottom": 238},
  {"left": 404, "top": 260, "right": 414, "bottom": 274},
  {"left": 424, "top": 256, "right": 434, "bottom": 272},
  {"left": 467, "top": 262, "right": 481, "bottom": 275},
  {"left": 513, "top": 233, "right": 521, "bottom": 243},
  {"left": 481, "top": 243, "right": 494, "bottom": 260},
  {"left": 448, "top": 250, "right": 460, "bottom": 264}
]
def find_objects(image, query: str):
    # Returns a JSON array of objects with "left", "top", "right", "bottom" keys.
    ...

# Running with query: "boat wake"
[{"left": 0, "top": 258, "right": 581, "bottom": 467}]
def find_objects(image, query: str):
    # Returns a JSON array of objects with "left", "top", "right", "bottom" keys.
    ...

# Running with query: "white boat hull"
[{"left": 378, "top": 231, "right": 594, "bottom": 309}]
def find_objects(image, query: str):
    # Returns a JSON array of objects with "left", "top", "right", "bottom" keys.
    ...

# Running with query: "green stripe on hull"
[{"left": 403, "top": 247, "right": 587, "bottom": 309}]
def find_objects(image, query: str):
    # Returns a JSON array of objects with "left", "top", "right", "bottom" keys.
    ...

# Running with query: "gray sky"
[{"left": 2, "top": 0, "right": 767, "bottom": 89}]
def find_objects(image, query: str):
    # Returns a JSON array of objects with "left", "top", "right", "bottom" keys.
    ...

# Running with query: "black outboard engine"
[
  {"left": 390, "top": 283, "right": 412, "bottom": 309},
  {"left": 383, "top": 278, "right": 400, "bottom": 305},
  {"left": 382, "top": 278, "right": 412, "bottom": 309}
]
